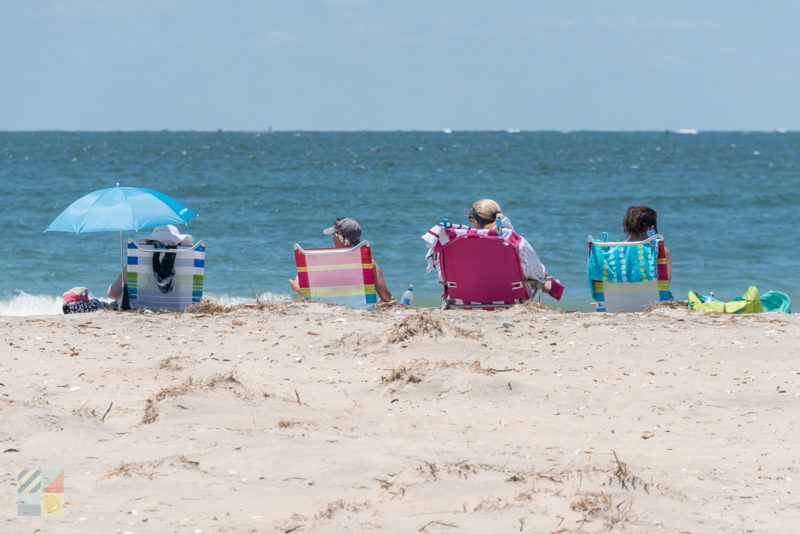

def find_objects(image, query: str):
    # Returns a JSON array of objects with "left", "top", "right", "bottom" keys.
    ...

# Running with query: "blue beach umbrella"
[
  {"left": 45, "top": 186, "right": 198, "bottom": 302},
  {"left": 45, "top": 186, "right": 196, "bottom": 234}
]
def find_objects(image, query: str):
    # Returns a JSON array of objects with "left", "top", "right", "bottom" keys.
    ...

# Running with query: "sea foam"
[
  {"left": 0, "top": 291, "right": 64, "bottom": 317},
  {"left": 0, "top": 290, "right": 291, "bottom": 317}
]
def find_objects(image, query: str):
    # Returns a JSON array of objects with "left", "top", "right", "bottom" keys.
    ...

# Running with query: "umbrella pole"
[
  {"left": 118, "top": 231, "right": 132, "bottom": 311},
  {"left": 119, "top": 229, "right": 125, "bottom": 293}
]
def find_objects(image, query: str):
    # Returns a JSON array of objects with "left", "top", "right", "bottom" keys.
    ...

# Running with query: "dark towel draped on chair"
[{"left": 151, "top": 242, "right": 177, "bottom": 293}]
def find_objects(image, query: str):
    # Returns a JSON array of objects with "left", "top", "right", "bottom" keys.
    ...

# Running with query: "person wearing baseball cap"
[
  {"left": 322, "top": 218, "right": 362, "bottom": 247},
  {"left": 289, "top": 218, "right": 393, "bottom": 303}
]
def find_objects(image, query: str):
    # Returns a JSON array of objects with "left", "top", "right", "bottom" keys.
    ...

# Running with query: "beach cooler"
[
  {"left": 587, "top": 233, "right": 670, "bottom": 312},
  {"left": 436, "top": 228, "right": 541, "bottom": 310},
  {"left": 126, "top": 240, "right": 205, "bottom": 311},
  {"left": 293, "top": 241, "right": 377, "bottom": 310}
]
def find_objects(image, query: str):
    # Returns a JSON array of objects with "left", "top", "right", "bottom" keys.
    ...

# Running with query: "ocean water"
[{"left": 1, "top": 131, "right": 798, "bottom": 315}]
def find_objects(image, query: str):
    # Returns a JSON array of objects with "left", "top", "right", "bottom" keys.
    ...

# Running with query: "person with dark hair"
[{"left": 622, "top": 206, "right": 672, "bottom": 280}]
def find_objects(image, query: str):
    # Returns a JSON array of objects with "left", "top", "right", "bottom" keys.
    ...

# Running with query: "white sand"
[{"left": 1, "top": 303, "right": 799, "bottom": 533}]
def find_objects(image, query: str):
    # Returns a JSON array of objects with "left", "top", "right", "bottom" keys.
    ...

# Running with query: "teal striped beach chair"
[
  {"left": 587, "top": 233, "right": 671, "bottom": 312},
  {"left": 126, "top": 240, "right": 205, "bottom": 311}
]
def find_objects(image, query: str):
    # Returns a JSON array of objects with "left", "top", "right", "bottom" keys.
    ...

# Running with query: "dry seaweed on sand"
[
  {"left": 188, "top": 295, "right": 297, "bottom": 314},
  {"left": 375, "top": 299, "right": 398, "bottom": 311},
  {"left": 643, "top": 301, "right": 689, "bottom": 313},
  {"left": 610, "top": 450, "right": 649, "bottom": 493},
  {"left": 252, "top": 296, "right": 298, "bottom": 313},
  {"left": 158, "top": 355, "right": 188, "bottom": 371},
  {"left": 138, "top": 371, "right": 245, "bottom": 425},
  {"left": 276, "top": 420, "right": 299, "bottom": 428},
  {"left": 519, "top": 300, "right": 550, "bottom": 312},
  {"left": 315, "top": 499, "right": 370, "bottom": 520},
  {"left": 570, "top": 492, "right": 632, "bottom": 530},
  {"left": 187, "top": 301, "right": 236, "bottom": 314},
  {"left": 103, "top": 455, "right": 200, "bottom": 479},
  {"left": 570, "top": 492, "right": 613, "bottom": 515},
  {"left": 71, "top": 401, "right": 114, "bottom": 422},
  {"left": 385, "top": 312, "right": 444, "bottom": 344},
  {"left": 425, "top": 359, "right": 515, "bottom": 375},
  {"left": 381, "top": 365, "right": 422, "bottom": 384},
  {"left": 384, "top": 311, "right": 481, "bottom": 344},
  {"left": 380, "top": 359, "right": 514, "bottom": 384}
]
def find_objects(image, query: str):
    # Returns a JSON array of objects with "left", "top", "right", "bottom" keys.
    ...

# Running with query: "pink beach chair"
[
  {"left": 437, "top": 229, "right": 541, "bottom": 310},
  {"left": 293, "top": 241, "right": 378, "bottom": 310}
]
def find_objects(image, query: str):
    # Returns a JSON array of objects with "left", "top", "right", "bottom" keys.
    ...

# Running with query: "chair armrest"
[{"left": 523, "top": 279, "right": 545, "bottom": 289}]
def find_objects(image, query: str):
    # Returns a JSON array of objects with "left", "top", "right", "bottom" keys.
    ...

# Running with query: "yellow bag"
[{"left": 688, "top": 286, "right": 765, "bottom": 314}]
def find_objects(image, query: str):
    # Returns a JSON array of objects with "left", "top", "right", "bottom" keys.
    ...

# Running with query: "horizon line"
[{"left": 0, "top": 128, "right": 795, "bottom": 134}]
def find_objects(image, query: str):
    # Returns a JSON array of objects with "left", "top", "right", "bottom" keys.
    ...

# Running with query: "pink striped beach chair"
[
  {"left": 293, "top": 241, "right": 378, "bottom": 309},
  {"left": 437, "top": 229, "right": 539, "bottom": 310}
]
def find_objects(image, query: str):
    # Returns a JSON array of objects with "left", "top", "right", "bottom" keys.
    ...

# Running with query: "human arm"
[
  {"left": 517, "top": 237, "right": 564, "bottom": 296},
  {"left": 107, "top": 268, "right": 127, "bottom": 300},
  {"left": 518, "top": 239, "right": 546, "bottom": 282},
  {"left": 289, "top": 277, "right": 301, "bottom": 295},
  {"left": 664, "top": 245, "right": 672, "bottom": 281},
  {"left": 373, "top": 261, "right": 393, "bottom": 303}
]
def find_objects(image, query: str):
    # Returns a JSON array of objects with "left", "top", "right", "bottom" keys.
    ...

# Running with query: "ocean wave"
[
  {"left": 0, "top": 291, "right": 63, "bottom": 316},
  {"left": 0, "top": 290, "right": 292, "bottom": 317}
]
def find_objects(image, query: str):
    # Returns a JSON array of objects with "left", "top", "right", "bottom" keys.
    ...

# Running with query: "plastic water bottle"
[{"left": 400, "top": 285, "right": 414, "bottom": 307}]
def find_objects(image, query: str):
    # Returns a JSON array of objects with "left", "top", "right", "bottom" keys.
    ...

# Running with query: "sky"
[{"left": 2, "top": 0, "right": 799, "bottom": 131}]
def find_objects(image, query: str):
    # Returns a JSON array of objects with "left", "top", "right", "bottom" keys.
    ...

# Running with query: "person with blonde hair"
[{"left": 463, "top": 198, "right": 559, "bottom": 294}]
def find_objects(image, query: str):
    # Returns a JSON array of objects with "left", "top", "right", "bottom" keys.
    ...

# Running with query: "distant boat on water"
[
  {"left": 441, "top": 128, "right": 453, "bottom": 134},
  {"left": 671, "top": 128, "right": 699, "bottom": 135},
  {"left": 506, "top": 128, "right": 521, "bottom": 134}
]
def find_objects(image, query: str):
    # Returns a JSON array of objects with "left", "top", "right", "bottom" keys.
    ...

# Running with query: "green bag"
[
  {"left": 688, "top": 285, "right": 764, "bottom": 314},
  {"left": 760, "top": 290, "right": 792, "bottom": 313}
]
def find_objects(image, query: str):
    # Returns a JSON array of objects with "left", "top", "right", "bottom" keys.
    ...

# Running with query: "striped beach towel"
[
  {"left": 587, "top": 234, "right": 670, "bottom": 312},
  {"left": 293, "top": 241, "right": 377, "bottom": 310},
  {"left": 126, "top": 240, "right": 205, "bottom": 311}
]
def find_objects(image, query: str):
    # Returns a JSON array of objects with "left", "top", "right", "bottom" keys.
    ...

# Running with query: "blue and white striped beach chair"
[{"left": 126, "top": 240, "right": 205, "bottom": 311}]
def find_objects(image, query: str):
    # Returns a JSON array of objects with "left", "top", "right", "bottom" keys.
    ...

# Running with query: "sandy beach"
[{"left": 2, "top": 303, "right": 799, "bottom": 533}]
